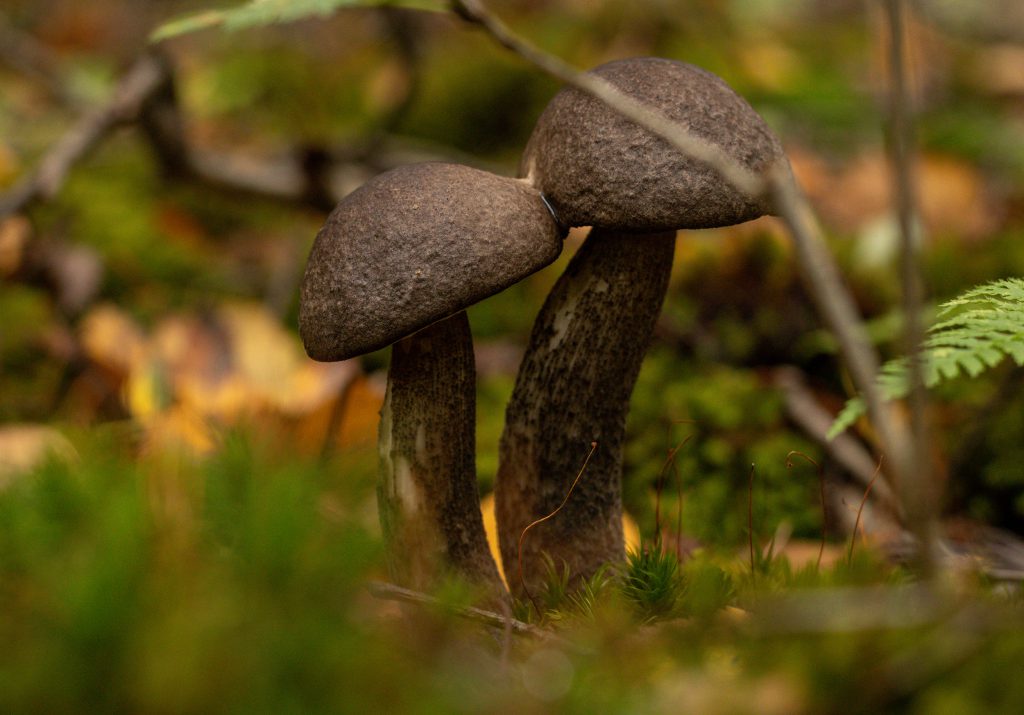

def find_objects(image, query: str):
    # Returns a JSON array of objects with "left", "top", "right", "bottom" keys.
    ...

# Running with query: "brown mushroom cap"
[
  {"left": 520, "top": 57, "right": 785, "bottom": 232},
  {"left": 300, "top": 162, "right": 563, "bottom": 361}
]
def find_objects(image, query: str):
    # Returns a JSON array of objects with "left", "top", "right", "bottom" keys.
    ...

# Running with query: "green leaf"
[
  {"left": 829, "top": 277, "right": 1024, "bottom": 439},
  {"left": 151, "top": 0, "right": 449, "bottom": 42},
  {"left": 826, "top": 396, "right": 865, "bottom": 440}
]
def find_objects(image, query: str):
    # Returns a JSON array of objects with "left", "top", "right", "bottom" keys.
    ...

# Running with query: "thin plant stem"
[
  {"left": 674, "top": 458, "right": 684, "bottom": 559},
  {"left": 748, "top": 463, "right": 756, "bottom": 575},
  {"left": 786, "top": 451, "right": 828, "bottom": 570},
  {"left": 654, "top": 436, "right": 693, "bottom": 545},
  {"left": 517, "top": 441, "right": 598, "bottom": 617},
  {"left": 849, "top": 455, "right": 884, "bottom": 563}
]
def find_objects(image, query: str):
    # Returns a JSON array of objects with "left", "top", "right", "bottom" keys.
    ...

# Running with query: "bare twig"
[
  {"left": 883, "top": 0, "right": 937, "bottom": 575},
  {"left": 451, "top": 0, "right": 761, "bottom": 197},
  {"left": 765, "top": 168, "right": 905, "bottom": 466},
  {"left": 773, "top": 366, "right": 900, "bottom": 515},
  {"left": 0, "top": 47, "right": 459, "bottom": 218},
  {"left": 451, "top": 0, "right": 912, "bottom": 541},
  {"left": 748, "top": 583, "right": 946, "bottom": 634},
  {"left": 366, "top": 580, "right": 560, "bottom": 642},
  {"left": 0, "top": 46, "right": 334, "bottom": 218},
  {"left": 0, "top": 54, "right": 168, "bottom": 219}
]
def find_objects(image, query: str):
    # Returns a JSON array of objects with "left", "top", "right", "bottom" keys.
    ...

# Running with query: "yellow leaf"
[
  {"left": 479, "top": 493, "right": 641, "bottom": 586},
  {"left": 0, "top": 425, "right": 77, "bottom": 488},
  {"left": 125, "top": 358, "right": 173, "bottom": 420},
  {"left": 0, "top": 216, "right": 30, "bottom": 277},
  {"left": 140, "top": 406, "right": 216, "bottom": 458},
  {"left": 79, "top": 304, "right": 146, "bottom": 375}
]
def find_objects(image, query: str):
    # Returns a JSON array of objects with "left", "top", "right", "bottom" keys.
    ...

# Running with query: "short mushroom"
[
  {"left": 496, "top": 58, "right": 787, "bottom": 592},
  {"left": 300, "top": 161, "right": 563, "bottom": 601}
]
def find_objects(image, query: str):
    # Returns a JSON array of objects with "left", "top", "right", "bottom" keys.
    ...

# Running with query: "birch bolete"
[
  {"left": 300, "top": 162, "right": 563, "bottom": 601},
  {"left": 498, "top": 58, "right": 787, "bottom": 593}
]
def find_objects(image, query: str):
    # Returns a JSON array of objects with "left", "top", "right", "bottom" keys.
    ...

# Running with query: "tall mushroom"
[
  {"left": 497, "top": 58, "right": 787, "bottom": 592},
  {"left": 300, "top": 161, "right": 563, "bottom": 601}
]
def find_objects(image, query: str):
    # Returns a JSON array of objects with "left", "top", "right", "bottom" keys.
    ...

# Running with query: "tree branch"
[
  {"left": 366, "top": 580, "right": 566, "bottom": 643},
  {"left": 773, "top": 366, "right": 901, "bottom": 517},
  {"left": 0, "top": 46, "right": 457, "bottom": 218},
  {"left": 0, "top": 53, "right": 168, "bottom": 220}
]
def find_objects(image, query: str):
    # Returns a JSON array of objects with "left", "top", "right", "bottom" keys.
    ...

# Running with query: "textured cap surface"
[
  {"left": 520, "top": 57, "right": 786, "bottom": 232},
  {"left": 300, "top": 162, "right": 562, "bottom": 361}
]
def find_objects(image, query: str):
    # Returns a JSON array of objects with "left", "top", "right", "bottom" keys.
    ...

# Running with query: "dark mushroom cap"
[
  {"left": 520, "top": 57, "right": 786, "bottom": 232},
  {"left": 300, "top": 162, "right": 563, "bottom": 361}
]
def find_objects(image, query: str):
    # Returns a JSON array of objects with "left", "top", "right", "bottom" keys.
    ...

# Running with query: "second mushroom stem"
[
  {"left": 496, "top": 228, "right": 676, "bottom": 594},
  {"left": 378, "top": 310, "right": 508, "bottom": 604}
]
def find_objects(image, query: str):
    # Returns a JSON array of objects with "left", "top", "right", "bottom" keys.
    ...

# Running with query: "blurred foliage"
[
  {"left": 1, "top": 446, "right": 1021, "bottom": 713},
  {"left": 2, "top": 0, "right": 1024, "bottom": 709},
  {"left": 626, "top": 351, "right": 821, "bottom": 545}
]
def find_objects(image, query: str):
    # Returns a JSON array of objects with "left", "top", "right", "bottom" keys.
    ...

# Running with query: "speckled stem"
[
  {"left": 378, "top": 311, "right": 507, "bottom": 604},
  {"left": 496, "top": 229, "right": 675, "bottom": 595}
]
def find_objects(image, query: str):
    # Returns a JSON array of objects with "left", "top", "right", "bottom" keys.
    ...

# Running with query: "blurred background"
[{"left": 1, "top": 1, "right": 1024, "bottom": 710}]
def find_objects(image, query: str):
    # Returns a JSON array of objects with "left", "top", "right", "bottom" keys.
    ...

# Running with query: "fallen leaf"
[
  {"left": 0, "top": 216, "right": 31, "bottom": 277},
  {"left": 0, "top": 425, "right": 77, "bottom": 488},
  {"left": 79, "top": 304, "right": 147, "bottom": 375},
  {"left": 479, "top": 492, "right": 641, "bottom": 586}
]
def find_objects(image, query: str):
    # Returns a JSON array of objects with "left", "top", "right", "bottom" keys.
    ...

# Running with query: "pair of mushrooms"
[{"left": 300, "top": 58, "right": 785, "bottom": 602}]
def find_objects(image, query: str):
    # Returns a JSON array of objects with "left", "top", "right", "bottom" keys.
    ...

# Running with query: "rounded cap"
[
  {"left": 300, "top": 162, "right": 563, "bottom": 361},
  {"left": 520, "top": 57, "right": 786, "bottom": 232}
]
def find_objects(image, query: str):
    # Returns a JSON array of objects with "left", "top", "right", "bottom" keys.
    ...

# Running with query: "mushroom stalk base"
[
  {"left": 378, "top": 311, "right": 507, "bottom": 603},
  {"left": 496, "top": 229, "right": 676, "bottom": 595}
]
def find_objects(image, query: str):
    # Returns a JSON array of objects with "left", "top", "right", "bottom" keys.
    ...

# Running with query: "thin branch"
[
  {"left": 0, "top": 48, "right": 458, "bottom": 218},
  {"left": 0, "top": 53, "right": 167, "bottom": 219},
  {"left": 451, "top": 0, "right": 912, "bottom": 539},
  {"left": 748, "top": 583, "right": 947, "bottom": 635},
  {"left": 883, "top": 0, "right": 937, "bottom": 575},
  {"left": 366, "top": 580, "right": 562, "bottom": 642},
  {"left": 773, "top": 366, "right": 900, "bottom": 516},
  {"left": 452, "top": 0, "right": 761, "bottom": 198}
]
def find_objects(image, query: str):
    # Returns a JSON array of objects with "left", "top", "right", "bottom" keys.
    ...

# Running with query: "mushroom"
[
  {"left": 496, "top": 58, "right": 786, "bottom": 592},
  {"left": 300, "top": 161, "right": 563, "bottom": 600}
]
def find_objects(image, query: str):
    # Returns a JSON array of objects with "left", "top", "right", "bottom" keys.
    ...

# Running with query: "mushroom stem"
[
  {"left": 496, "top": 229, "right": 675, "bottom": 594},
  {"left": 378, "top": 310, "right": 507, "bottom": 603}
]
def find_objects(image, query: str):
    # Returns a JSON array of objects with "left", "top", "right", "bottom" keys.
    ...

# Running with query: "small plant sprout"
[
  {"left": 622, "top": 544, "right": 683, "bottom": 622},
  {"left": 654, "top": 425, "right": 696, "bottom": 549},
  {"left": 300, "top": 162, "right": 564, "bottom": 602},
  {"left": 496, "top": 58, "right": 787, "bottom": 594},
  {"left": 785, "top": 450, "right": 828, "bottom": 570},
  {"left": 849, "top": 455, "right": 884, "bottom": 564},
  {"left": 749, "top": 463, "right": 757, "bottom": 575}
]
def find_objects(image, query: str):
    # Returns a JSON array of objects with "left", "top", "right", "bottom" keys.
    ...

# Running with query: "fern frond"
[
  {"left": 152, "top": 0, "right": 447, "bottom": 41},
  {"left": 828, "top": 278, "right": 1024, "bottom": 439}
]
